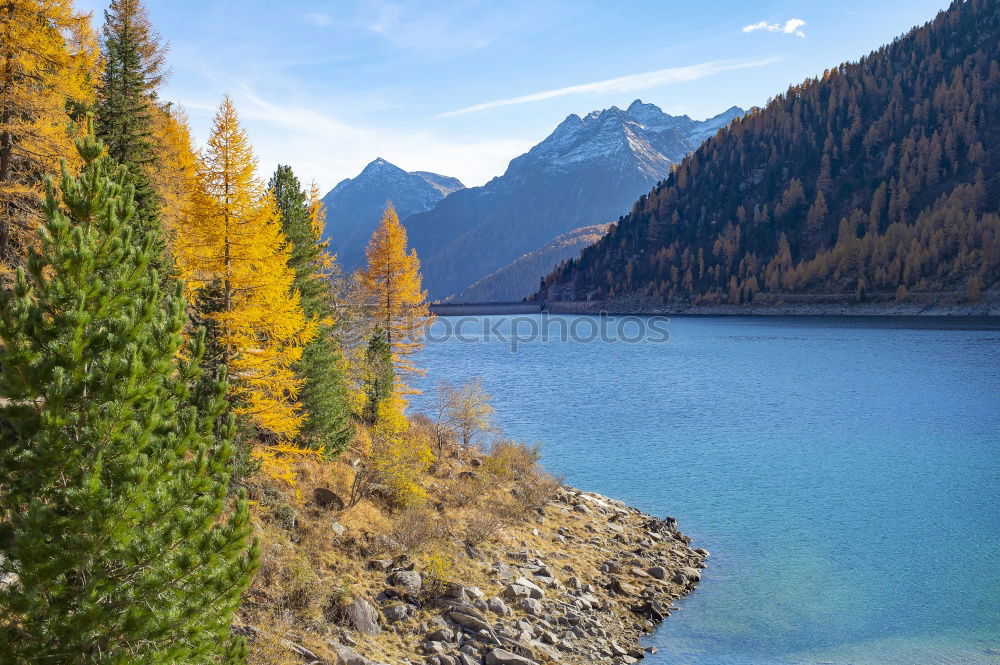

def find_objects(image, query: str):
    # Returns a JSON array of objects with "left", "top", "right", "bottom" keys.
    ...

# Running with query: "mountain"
[
  {"left": 320, "top": 158, "right": 464, "bottom": 273},
  {"left": 450, "top": 224, "right": 611, "bottom": 302},
  {"left": 538, "top": 0, "right": 999, "bottom": 306},
  {"left": 404, "top": 101, "right": 745, "bottom": 299}
]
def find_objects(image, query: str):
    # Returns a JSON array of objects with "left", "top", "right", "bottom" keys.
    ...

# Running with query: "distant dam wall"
[
  {"left": 429, "top": 301, "right": 544, "bottom": 316},
  {"left": 430, "top": 294, "right": 999, "bottom": 317}
]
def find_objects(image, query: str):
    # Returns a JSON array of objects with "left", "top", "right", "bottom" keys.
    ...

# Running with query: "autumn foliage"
[
  {"left": 0, "top": 0, "right": 98, "bottom": 276},
  {"left": 176, "top": 97, "right": 316, "bottom": 440},
  {"left": 358, "top": 204, "right": 432, "bottom": 381}
]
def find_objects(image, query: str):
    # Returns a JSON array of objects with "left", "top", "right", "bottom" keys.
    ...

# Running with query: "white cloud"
[
  {"left": 305, "top": 12, "right": 332, "bottom": 27},
  {"left": 743, "top": 18, "right": 807, "bottom": 38},
  {"left": 182, "top": 87, "right": 531, "bottom": 190},
  {"left": 436, "top": 57, "right": 781, "bottom": 118}
]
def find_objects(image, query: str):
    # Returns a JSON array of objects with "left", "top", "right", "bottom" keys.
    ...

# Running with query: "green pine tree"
[
  {"left": 95, "top": 0, "right": 167, "bottom": 265},
  {"left": 269, "top": 165, "right": 353, "bottom": 453},
  {"left": 0, "top": 125, "right": 257, "bottom": 664},
  {"left": 364, "top": 326, "right": 395, "bottom": 426}
]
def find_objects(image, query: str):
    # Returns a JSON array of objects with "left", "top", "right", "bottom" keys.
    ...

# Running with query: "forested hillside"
[{"left": 538, "top": 0, "right": 999, "bottom": 305}]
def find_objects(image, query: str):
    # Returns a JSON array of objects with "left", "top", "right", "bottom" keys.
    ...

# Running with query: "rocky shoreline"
[{"left": 284, "top": 486, "right": 706, "bottom": 665}]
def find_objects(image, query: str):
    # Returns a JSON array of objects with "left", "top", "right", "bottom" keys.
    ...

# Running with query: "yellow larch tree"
[
  {"left": 358, "top": 203, "right": 432, "bottom": 383},
  {"left": 0, "top": 0, "right": 98, "bottom": 275},
  {"left": 147, "top": 103, "right": 198, "bottom": 253},
  {"left": 175, "top": 96, "right": 316, "bottom": 442},
  {"left": 307, "top": 180, "right": 335, "bottom": 275}
]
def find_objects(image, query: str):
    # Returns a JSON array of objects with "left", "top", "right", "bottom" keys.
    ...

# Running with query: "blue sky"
[{"left": 77, "top": 0, "right": 952, "bottom": 191}]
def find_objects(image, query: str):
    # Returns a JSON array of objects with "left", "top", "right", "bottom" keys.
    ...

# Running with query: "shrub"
[
  {"left": 460, "top": 507, "right": 510, "bottom": 547},
  {"left": 348, "top": 411, "right": 435, "bottom": 510},
  {"left": 512, "top": 470, "right": 563, "bottom": 515},
  {"left": 389, "top": 506, "right": 446, "bottom": 554},
  {"left": 420, "top": 549, "right": 452, "bottom": 598},
  {"left": 482, "top": 440, "right": 541, "bottom": 481}
]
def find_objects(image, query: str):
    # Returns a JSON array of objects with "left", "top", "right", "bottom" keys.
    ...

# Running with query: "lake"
[{"left": 410, "top": 315, "right": 1000, "bottom": 665}]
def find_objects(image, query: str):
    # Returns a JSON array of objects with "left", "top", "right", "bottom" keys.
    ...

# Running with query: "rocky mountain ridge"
[
  {"left": 321, "top": 158, "right": 464, "bottom": 273},
  {"left": 404, "top": 100, "right": 745, "bottom": 299}
]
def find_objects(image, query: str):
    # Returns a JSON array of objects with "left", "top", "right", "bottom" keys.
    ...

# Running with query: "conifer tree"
[
  {"left": 95, "top": 0, "right": 169, "bottom": 265},
  {"left": 0, "top": 125, "right": 256, "bottom": 663},
  {"left": 0, "top": 0, "right": 98, "bottom": 275},
  {"left": 269, "top": 165, "right": 353, "bottom": 452},
  {"left": 363, "top": 326, "right": 395, "bottom": 425},
  {"left": 358, "top": 204, "right": 432, "bottom": 383},
  {"left": 147, "top": 104, "right": 198, "bottom": 249},
  {"left": 175, "top": 97, "right": 315, "bottom": 440}
]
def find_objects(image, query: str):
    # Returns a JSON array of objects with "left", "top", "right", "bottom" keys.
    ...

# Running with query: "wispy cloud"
[
  {"left": 304, "top": 12, "right": 332, "bottom": 27},
  {"left": 181, "top": 84, "right": 532, "bottom": 189},
  {"left": 742, "top": 18, "right": 807, "bottom": 38},
  {"left": 435, "top": 57, "right": 781, "bottom": 118}
]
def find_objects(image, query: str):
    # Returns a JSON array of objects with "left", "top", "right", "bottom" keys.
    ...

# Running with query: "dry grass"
[{"left": 239, "top": 431, "right": 564, "bottom": 665}]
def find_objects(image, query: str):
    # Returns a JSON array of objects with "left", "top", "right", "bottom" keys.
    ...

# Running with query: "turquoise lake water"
[{"left": 410, "top": 315, "right": 1000, "bottom": 665}]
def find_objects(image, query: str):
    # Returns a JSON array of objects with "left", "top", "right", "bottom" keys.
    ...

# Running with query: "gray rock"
[
  {"left": 383, "top": 604, "right": 410, "bottom": 623},
  {"left": 330, "top": 643, "right": 371, "bottom": 665},
  {"left": 519, "top": 597, "right": 543, "bottom": 616},
  {"left": 423, "top": 641, "right": 447, "bottom": 655},
  {"left": 647, "top": 566, "right": 667, "bottom": 580},
  {"left": 512, "top": 577, "right": 544, "bottom": 599},
  {"left": 503, "top": 583, "right": 531, "bottom": 601},
  {"left": 345, "top": 596, "right": 380, "bottom": 635},
  {"left": 487, "top": 597, "right": 510, "bottom": 616},
  {"left": 427, "top": 628, "right": 455, "bottom": 642},
  {"left": 673, "top": 566, "right": 701, "bottom": 585},
  {"left": 449, "top": 611, "right": 491, "bottom": 632},
  {"left": 443, "top": 582, "right": 468, "bottom": 600},
  {"left": 331, "top": 521, "right": 347, "bottom": 537},
  {"left": 484, "top": 649, "right": 537, "bottom": 665},
  {"left": 389, "top": 570, "right": 422, "bottom": 594}
]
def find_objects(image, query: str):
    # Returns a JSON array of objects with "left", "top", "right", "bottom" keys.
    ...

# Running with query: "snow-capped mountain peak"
[{"left": 514, "top": 99, "right": 745, "bottom": 176}]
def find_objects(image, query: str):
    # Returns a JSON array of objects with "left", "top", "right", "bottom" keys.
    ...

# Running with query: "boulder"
[
  {"left": 427, "top": 628, "right": 455, "bottom": 642},
  {"left": 512, "top": 577, "right": 544, "bottom": 599},
  {"left": 382, "top": 604, "right": 410, "bottom": 623},
  {"left": 484, "top": 649, "right": 538, "bottom": 665},
  {"left": 647, "top": 566, "right": 667, "bottom": 580},
  {"left": 487, "top": 597, "right": 510, "bottom": 616},
  {"left": 673, "top": 567, "right": 701, "bottom": 585},
  {"left": 330, "top": 643, "right": 371, "bottom": 665},
  {"left": 607, "top": 578, "right": 639, "bottom": 596},
  {"left": 389, "top": 570, "right": 422, "bottom": 594},
  {"left": 345, "top": 596, "right": 380, "bottom": 635},
  {"left": 520, "top": 597, "right": 543, "bottom": 616},
  {"left": 442, "top": 582, "right": 468, "bottom": 600},
  {"left": 448, "top": 611, "right": 491, "bottom": 632},
  {"left": 313, "top": 487, "right": 345, "bottom": 510}
]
